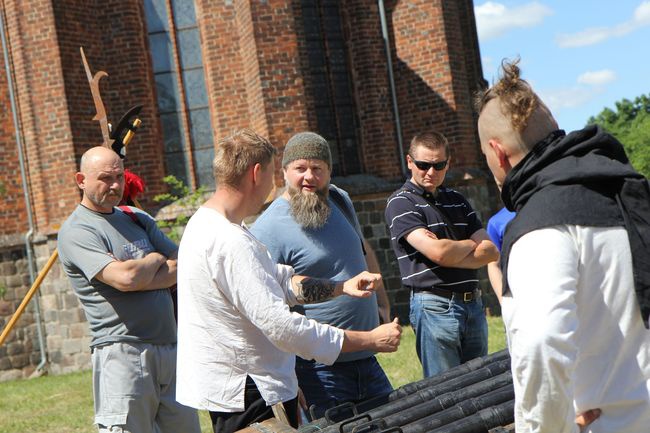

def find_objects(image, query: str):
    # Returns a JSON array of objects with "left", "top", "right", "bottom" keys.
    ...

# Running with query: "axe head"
[{"left": 110, "top": 105, "right": 143, "bottom": 158}]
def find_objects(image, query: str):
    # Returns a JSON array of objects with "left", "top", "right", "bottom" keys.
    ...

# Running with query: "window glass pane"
[
  {"left": 165, "top": 152, "right": 190, "bottom": 186},
  {"left": 306, "top": 39, "right": 325, "bottom": 69},
  {"left": 171, "top": 0, "right": 197, "bottom": 29},
  {"left": 328, "top": 48, "right": 346, "bottom": 72},
  {"left": 160, "top": 112, "right": 186, "bottom": 153},
  {"left": 146, "top": 0, "right": 214, "bottom": 188},
  {"left": 328, "top": 139, "right": 341, "bottom": 175},
  {"left": 315, "top": 107, "right": 337, "bottom": 138},
  {"left": 320, "top": 0, "right": 340, "bottom": 7},
  {"left": 155, "top": 72, "right": 182, "bottom": 113},
  {"left": 311, "top": 74, "right": 330, "bottom": 105},
  {"left": 150, "top": 33, "right": 174, "bottom": 73},
  {"left": 144, "top": 0, "right": 170, "bottom": 33},
  {"left": 178, "top": 28, "right": 202, "bottom": 70},
  {"left": 300, "top": 1, "right": 361, "bottom": 175},
  {"left": 192, "top": 147, "right": 215, "bottom": 187},
  {"left": 188, "top": 108, "right": 213, "bottom": 147},
  {"left": 337, "top": 106, "right": 356, "bottom": 134},
  {"left": 341, "top": 138, "right": 360, "bottom": 173},
  {"left": 332, "top": 74, "right": 352, "bottom": 105},
  {"left": 322, "top": 10, "right": 342, "bottom": 36},
  {"left": 302, "top": 8, "right": 320, "bottom": 39},
  {"left": 182, "top": 69, "right": 208, "bottom": 109},
  {"left": 327, "top": 38, "right": 344, "bottom": 51}
]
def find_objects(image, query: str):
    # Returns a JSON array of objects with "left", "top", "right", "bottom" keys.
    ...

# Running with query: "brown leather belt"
[{"left": 411, "top": 287, "right": 481, "bottom": 303}]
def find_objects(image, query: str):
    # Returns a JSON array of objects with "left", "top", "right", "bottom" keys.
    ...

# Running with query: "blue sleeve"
[
  {"left": 330, "top": 184, "right": 363, "bottom": 238},
  {"left": 486, "top": 217, "right": 503, "bottom": 251},
  {"left": 487, "top": 208, "right": 516, "bottom": 251},
  {"left": 250, "top": 205, "right": 287, "bottom": 265}
]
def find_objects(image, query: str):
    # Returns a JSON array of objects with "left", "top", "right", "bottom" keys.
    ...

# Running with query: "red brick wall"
[
  {"left": 341, "top": 0, "right": 404, "bottom": 180},
  {"left": 390, "top": 0, "right": 482, "bottom": 170},
  {"left": 0, "top": 0, "right": 489, "bottom": 232},
  {"left": 1, "top": 0, "right": 79, "bottom": 235},
  {"left": 0, "top": 0, "right": 170, "bottom": 238},
  {"left": 196, "top": 1, "right": 250, "bottom": 140},
  {"left": 199, "top": 0, "right": 311, "bottom": 184},
  {"left": 0, "top": 39, "right": 27, "bottom": 236},
  {"left": 53, "top": 0, "right": 167, "bottom": 209},
  {"left": 0, "top": 0, "right": 497, "bottom": 378},
  {"left": 456, "top": 0, "right": 491, "bottom": 170}
]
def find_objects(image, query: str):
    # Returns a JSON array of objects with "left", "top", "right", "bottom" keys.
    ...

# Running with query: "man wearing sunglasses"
[{"left": 385, "top": 132, "right": 499, "bottom": 377}]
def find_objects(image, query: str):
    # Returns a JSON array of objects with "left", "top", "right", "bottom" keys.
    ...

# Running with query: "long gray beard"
[{"left": 288, "top": 187, "right": 331, "bottom": 229}]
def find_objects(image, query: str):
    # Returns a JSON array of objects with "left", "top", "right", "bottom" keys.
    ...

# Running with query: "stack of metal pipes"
[{"left": 296, "top": 349, "right": 514, "bottom": 433}]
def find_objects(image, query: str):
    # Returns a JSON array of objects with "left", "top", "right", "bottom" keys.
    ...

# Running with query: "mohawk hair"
[{"left": 474, "top": 58, "right": 541, "bottom": 133}]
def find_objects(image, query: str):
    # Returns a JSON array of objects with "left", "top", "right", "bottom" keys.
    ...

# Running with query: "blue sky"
[{"left": 475, "top": 0, "right": 650, "bottom": 132}]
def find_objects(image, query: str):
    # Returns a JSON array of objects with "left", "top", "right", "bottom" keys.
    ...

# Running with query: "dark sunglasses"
[{"left": 411, "top": 158, "right": 448, "bottom": 171}]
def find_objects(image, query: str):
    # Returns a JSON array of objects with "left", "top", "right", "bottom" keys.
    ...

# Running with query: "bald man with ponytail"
[{"left": 476, "top": 59, "right": 650, "bottom": 433}]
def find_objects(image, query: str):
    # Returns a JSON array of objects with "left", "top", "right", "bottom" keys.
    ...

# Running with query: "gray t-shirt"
[
  {"left": 58, "top": 205, "right": 178, "bottom": 347},
  {"left": 251, "top": 185, "right": 379, "bottom": 362}
]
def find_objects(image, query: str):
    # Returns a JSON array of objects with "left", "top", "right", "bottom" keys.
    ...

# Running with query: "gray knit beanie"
[{"left": 282, "top": 132, "right": 332, "bottom": 168}]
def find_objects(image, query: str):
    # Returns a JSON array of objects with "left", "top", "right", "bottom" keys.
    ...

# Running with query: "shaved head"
[
  {"left": 76, "top": 146, "right": 124, "bottom": 213},
  {"left": 475, "top": 59, "right": 559, "bottom": 183},
  {"left": 80, "top": 146, "right": 122, "bottom": 173},
  {"left": 477, "top": 98, "right": 558, "bottom": 157}
]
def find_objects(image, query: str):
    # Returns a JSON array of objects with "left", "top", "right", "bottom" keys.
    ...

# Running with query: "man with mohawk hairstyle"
[{"left": 475, "top": 59, "right": 650, "bottom": 433}]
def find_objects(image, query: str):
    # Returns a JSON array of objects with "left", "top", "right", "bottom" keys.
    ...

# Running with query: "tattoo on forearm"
[{"left": 295, "top": 278, "right": 336, "bottom": 304}]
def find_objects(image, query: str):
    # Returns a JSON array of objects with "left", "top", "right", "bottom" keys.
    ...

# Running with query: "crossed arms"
[
  {"left": 96, "top": 250, "right": 177, "bottom": 292},
  {"left": 405, "top": 227, "right": 499, "bottom": 269}
]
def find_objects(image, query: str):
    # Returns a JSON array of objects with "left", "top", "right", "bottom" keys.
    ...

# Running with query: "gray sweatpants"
[{"left": 92, "top": 341, "right": 200, "bottom": 433}]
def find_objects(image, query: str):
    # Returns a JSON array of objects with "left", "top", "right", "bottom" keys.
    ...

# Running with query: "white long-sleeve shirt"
[
  {"left": 504, "top": 225, "right": 650, "bottom": 433},
  {"left": 176, "top": 207, "right": 344, "bottom": 412}
]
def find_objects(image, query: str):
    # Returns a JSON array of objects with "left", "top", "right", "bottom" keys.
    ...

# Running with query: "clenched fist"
[
  {"left": 342, "top": 271, "right": 382, "bottom": 298},
  {"left": 369, "top": 318, "right": 402, "bottom": 352}
]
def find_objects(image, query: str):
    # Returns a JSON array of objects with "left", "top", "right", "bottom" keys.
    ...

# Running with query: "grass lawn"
[
  {"left": 0, "top": 318, "right": 507, "bottom": 433},
  {"left": 377, "top": 316, "right": 507, "bottom": 388}
]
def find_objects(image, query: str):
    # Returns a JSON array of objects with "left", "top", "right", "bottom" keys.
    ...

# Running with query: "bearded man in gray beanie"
[{"left": 252, "top": 132, "right": 394, "bottom": 420}]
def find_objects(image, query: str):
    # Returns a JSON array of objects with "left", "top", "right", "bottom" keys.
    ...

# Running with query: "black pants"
[{"left": 209, "top": 376, "right": 299, "bottom": 433}]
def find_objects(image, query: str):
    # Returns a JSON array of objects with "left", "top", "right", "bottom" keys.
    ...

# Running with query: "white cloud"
[
  {"left": 633, "top": 1, "right": 650, "bottom": 24},
  {"left": 538, "top": 68, "right": 615, "bottom": 113},
  {"left": 539, "top": 87, "right": 600, "bottom": 112},
  {"left": 557, "top": 1, "right": 650, "bottom": 48},
  {"left": 475, "top": 1, "right": 553, "bottom": 41},
  {"left": 577, "top": 69, "right": 617, "bottom": 86}
]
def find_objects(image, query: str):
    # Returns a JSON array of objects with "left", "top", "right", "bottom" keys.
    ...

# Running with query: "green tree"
[
  {"left": 588, "top": 94, "right": 650, "bottom": 178},
  {"left": 154, "top": 175, "right": 206, "bottom": 242}
]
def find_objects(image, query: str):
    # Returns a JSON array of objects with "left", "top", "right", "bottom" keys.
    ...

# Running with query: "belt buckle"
[{"left": 463, "top": 291, "right": 473, "bottom": 303}]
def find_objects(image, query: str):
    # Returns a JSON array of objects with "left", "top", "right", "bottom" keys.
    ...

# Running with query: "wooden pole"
[{"left": 0, "top": 250, "right": 58, "bottom": 346}]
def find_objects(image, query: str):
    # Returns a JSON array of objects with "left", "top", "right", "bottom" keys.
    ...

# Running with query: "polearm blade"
[{"left": 80, "top": 47, "right": 114, "bottom": 148}]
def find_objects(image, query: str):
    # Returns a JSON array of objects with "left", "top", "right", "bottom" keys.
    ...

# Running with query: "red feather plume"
[{"left": 121, "top": 168, "right": 145, "bottom": 205}]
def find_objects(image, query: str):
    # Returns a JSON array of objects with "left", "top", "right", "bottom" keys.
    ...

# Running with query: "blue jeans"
[
  {"left": 409, "top": 290, "right": 488, "bottom": 378},
  {"left": 295, "top": 356, "right": 393, "bottom": 420}
]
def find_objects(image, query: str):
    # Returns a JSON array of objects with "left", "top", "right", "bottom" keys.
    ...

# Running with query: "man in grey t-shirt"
[{"left": 57, "top": 146, "right": 199, "bottom": 433}]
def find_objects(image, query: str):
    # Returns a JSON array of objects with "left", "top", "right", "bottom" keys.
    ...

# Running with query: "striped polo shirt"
[{"left": 384, "top": 180, "right": 483, "bottom": 292}]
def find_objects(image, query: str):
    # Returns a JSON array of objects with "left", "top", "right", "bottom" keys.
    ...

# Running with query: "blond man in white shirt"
[{"left": 176, "top": 129, "right": 402, "bottom": 433}]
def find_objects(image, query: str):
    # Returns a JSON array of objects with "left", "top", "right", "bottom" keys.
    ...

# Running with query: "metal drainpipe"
[
  {"left": 0, "top": 5, "right": 48, "bottom": 373},
  {"left": 378, "top": 0, "right": 407, "bottom": 178}
]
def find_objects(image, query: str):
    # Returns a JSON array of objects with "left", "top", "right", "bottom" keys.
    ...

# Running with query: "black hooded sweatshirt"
[{"left": 500, "top": 124, "right": 650, "bottom": 328}]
